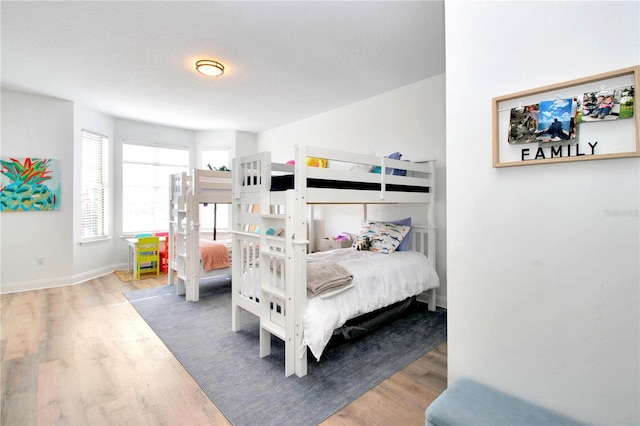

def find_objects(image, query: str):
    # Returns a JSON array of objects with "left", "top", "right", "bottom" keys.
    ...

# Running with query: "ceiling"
[{"left": 1, "top": 1, "right": 445, "bottom": 133}]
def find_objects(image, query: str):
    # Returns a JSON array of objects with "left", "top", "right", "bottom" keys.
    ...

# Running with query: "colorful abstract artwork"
[{"left": 0, "top": 157, "right": 61, "bottom": 212}]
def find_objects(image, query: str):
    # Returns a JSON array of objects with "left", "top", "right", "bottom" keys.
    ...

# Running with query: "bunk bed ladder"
[
  {"left": 169, "top": 172, "right": 189, "bottom": 296},
  {"left": 184, "top": 189, "right": 202, "bottom": 301},
  {"left": 231, "top": 154, "right": 268, "bottom": 332},
  {"left": 258, "top": 189, "right": 311, "bottom": 377},
  {"left": 175, "top": 205, "right": 189, "bottom": 296},
  {"left": 258, "top": 203, "right": 291, "bottom": 371}
]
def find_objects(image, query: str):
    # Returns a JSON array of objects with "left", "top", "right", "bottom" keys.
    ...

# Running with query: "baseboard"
[
  {"left": 0, "top": 263, "right": 128, "bottom": 294},
  {"left": 435, "top": 294, "right": 447, "bottom": 309}
]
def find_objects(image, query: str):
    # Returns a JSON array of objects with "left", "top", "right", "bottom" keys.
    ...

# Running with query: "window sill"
[{"left": 79, "top": 236, "right": 111, "bottom": 246}]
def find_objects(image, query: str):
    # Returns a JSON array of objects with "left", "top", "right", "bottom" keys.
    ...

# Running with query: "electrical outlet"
[{"left": 37, "top": 257, "right": 45, "bottom": 266}]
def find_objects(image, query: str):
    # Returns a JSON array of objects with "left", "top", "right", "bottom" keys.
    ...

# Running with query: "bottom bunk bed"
[
  {"left": 169, "top": 238, "right": 233, "bottom": 301},
  {"left": 231, "top": 224, "right": 439, "bottom": 375}
]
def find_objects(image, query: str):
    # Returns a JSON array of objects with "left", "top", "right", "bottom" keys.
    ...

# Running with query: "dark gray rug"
[{"left": 125, "top": 278, "right": 446, "bottom": 426}]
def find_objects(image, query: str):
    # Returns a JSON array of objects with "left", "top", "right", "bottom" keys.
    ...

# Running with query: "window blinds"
[{"left": 81, "top": 130, "right": 108, "bottom": 240}]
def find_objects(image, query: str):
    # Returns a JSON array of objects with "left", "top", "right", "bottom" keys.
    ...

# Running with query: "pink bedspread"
[{"left": 199, "top": 240, "right": 231, "bottom": 271}]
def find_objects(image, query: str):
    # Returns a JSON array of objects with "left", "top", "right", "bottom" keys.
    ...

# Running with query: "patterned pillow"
[{"left": 351, "top": 221, "right": 411, "bottom": 254}]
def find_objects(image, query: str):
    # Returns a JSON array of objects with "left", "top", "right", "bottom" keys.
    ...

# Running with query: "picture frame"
[
  {"left": 492, "top": 66, "right": 639, "bottom": 167},
  {"left": 0, "top": 157, "right": 61, "bottom": 211}
]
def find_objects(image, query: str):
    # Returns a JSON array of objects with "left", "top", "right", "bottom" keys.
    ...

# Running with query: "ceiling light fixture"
[{"left": 195, "top": 59, "right": 225, "bottom": 77}]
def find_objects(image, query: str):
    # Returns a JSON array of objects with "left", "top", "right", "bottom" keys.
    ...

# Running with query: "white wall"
[
  {"left": 196, "top": 130, "right": 257, "bottom": 168},
  {"left": 0, "top": 89, "right": 75, "bottom": 291},
  {"left": 446, "top": 1, "right": 639, "bottom": 423},
  {"left": 234, "top": 131, "right": 258, "bottom": 160},
  {"left": 257, "top": 76, "right": 447, "bottom": 304}
]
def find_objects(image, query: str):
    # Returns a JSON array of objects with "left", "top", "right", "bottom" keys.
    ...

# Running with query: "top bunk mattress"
[{"left": 269, "top": 174, "right": 430, "bottom": 193}]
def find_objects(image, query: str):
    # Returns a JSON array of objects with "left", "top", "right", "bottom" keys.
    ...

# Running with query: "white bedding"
[{"left": 242, "top": 247, "right": 440, "bottom": 361}]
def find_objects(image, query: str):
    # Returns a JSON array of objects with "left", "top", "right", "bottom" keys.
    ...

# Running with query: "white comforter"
[
  {"left": 304, "top": 249, "right": 439, "bottom": 359},
  {"left": 242, "top": 248, "right": 440, "bottom": 360}
]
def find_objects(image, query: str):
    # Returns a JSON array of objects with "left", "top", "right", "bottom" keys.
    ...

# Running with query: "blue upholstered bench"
[{"left": 425, "top": 378, "right": 583, "bottom": 426}]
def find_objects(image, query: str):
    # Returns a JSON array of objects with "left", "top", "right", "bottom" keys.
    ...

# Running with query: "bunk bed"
[
  {"left": 168, "top": 169, "right": 233, "bottom": 302},
  {"left": 231, "top": 145, "right": 439, "bottom": 377}
]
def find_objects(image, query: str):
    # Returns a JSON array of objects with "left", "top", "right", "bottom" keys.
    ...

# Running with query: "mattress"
[{"left": 269, "top": 174, "right": 430, "bottom": 193}]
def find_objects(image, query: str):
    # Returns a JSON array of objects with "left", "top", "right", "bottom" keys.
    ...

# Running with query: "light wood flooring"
[{"left": 1, "top": 273, "right": 447, "bottom": 425}]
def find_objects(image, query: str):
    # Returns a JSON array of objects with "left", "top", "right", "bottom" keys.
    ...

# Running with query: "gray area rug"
[{"left": 125, "top": 278, "right": 446, "bottom": 426}]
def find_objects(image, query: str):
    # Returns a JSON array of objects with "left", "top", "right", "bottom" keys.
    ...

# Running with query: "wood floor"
[{"left": 1, "top": 273, "right": 447, "bottom": 425}]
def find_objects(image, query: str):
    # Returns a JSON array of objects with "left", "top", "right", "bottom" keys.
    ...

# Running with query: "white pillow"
[
  {"left": 350, "top": 163, "right": 375, "bottom": 173},
  {"left": 348, "top": 151, "right": 376, "bottom": 173}
]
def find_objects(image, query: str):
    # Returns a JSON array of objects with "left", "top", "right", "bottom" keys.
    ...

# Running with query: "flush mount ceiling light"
[{"left": 195, "top": 59, "right": 224, "bottom": 77}]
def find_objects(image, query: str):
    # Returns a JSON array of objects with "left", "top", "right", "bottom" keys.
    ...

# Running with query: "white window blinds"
[
  {"left": 81, "top": 130, "right": 108, "bottom": 240},
  {"left": 122, "top": 142, "right": 189, "bottom": 234}
]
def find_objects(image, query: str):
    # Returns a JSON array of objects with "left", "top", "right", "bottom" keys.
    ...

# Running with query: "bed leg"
[
  {"left": 185, "top": 281, "right": 200, "bottom": 302},
  {"left": 284, "top": 340, "right": 294, "bottom": 377},
  {"left": 185, "top": 280, "right": 193, "bottom": 302},
  {"left": 231, "top": 301, "right": 241, "bottom": 332},
  {"left": 189, "top": 279, "right": 199, "bottom": 302},
  {"left": 175, "top": 277, "right": 185, "bottom": 296},
  {"left": 293, "top": 345, "right": 307, "bottom": 378},
  {"left": 260, "top": 327, "right": 271, "bottom": 358},
  {"left": 428, "top": 288, "right": 437, "bottom": 312},
  {"left": 418, "top": 289, "right": 438, "bottom": 311}
]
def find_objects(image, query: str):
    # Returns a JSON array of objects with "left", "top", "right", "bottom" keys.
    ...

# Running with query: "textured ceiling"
[{"left": 1, "top": 1, "right": 445, "bottom": 132}]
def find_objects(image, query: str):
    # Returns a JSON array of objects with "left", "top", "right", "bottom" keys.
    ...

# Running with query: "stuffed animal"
[
  {"left": 306, "top": 157, "right": 328, "bottom": 168},
  {"left": 356, "top": 235, "right": 371, "bottom": 251}
]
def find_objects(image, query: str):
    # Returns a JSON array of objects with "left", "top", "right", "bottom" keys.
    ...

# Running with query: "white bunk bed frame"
[
  {"left": 169, "top": 169, "right": 233, "bottom": 302},
  {"left": 231, "top": 144, "right": 436, "bottom": 377}
]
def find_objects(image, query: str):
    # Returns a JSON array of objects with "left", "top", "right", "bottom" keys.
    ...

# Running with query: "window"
[
  {"left": 81, "top": 130, "right": 108, "bottom": 240},
  {"left": 122, "top": 142, "right": 189, "bottom": 235},
  {"left": 200, "top": 149, "right": 230, "bottom": 233}
]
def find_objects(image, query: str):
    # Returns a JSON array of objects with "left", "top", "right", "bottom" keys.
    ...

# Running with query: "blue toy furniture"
[{"left": 425, "top": 378, "right": 582, "bottom": 426}]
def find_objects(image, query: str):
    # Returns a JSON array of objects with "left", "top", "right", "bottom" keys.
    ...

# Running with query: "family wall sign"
[{"left": 492, "top": 66, "right": 640, "bottom": 167}]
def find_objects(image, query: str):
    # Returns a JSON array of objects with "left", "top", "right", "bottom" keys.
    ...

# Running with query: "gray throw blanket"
[{"left": 307, "top": 261, "right": 353, "bottom": 297}]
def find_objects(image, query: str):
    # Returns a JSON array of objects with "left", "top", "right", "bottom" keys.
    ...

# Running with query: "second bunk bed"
[
  {"left": 168, "top": 168, "right": 233, "bottom": 302},
  {"left": 231, "top": 145, "right": 440, "bottom": 377}
]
